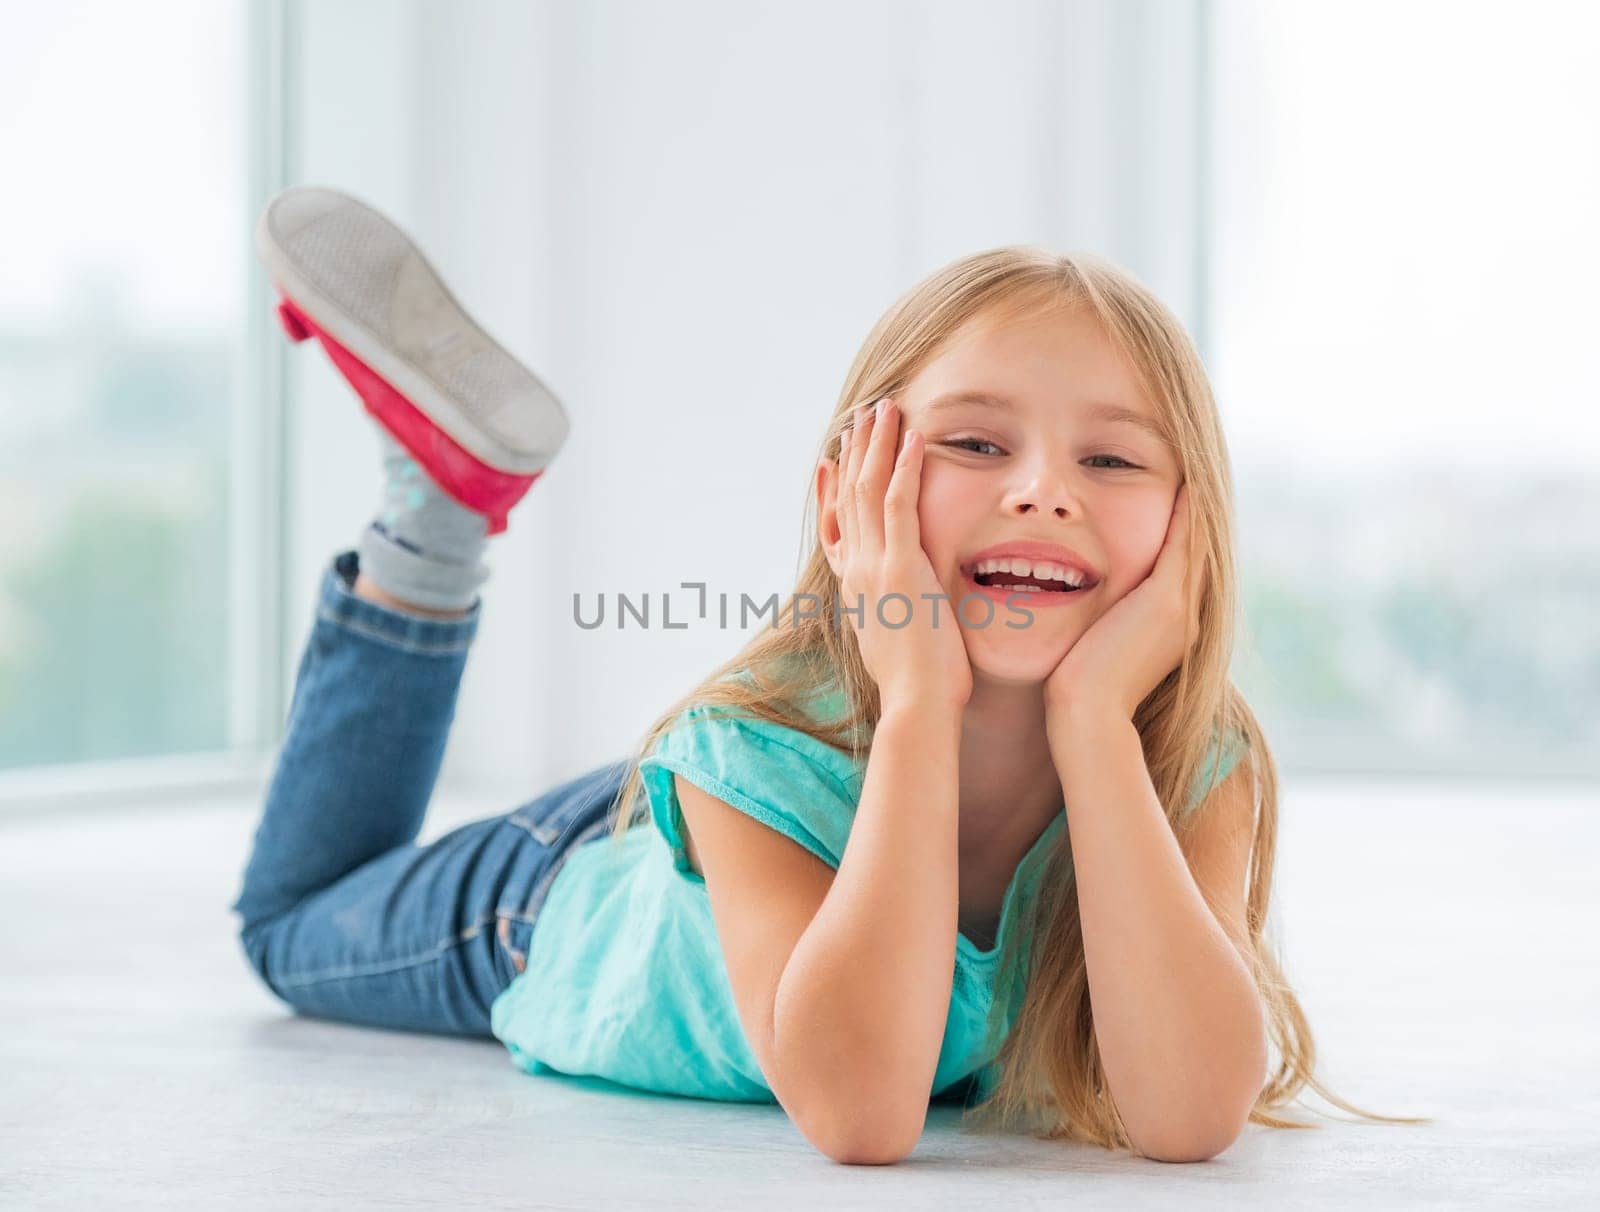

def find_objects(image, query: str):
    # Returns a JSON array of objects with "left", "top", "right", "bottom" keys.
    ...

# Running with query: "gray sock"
[{"left": 356, "top": 430, "right": 490, "bottom": 612}]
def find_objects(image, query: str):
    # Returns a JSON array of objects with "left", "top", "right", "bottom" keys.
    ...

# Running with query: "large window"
[
  {"left": 0, "top": 1, "right": 274, "bottom": 782},
  {"left": 1208, "top": 1, "right": 1599, "bottom": 778},
  {"left": 5, "top": 1, "right": 1590, "bottom": 794}
]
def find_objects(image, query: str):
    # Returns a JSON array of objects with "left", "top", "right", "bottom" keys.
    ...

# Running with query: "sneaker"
[{"left": 255, "top": 184, "right": 569, "bottom": 534}]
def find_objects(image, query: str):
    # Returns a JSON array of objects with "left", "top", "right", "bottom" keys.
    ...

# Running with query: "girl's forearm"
[
  {"left": 1049, "top": 707, "right": 1267, "bottom": 1161},
  {"left": 771, "top": 701, "right": 962, "bottom": 1161}
]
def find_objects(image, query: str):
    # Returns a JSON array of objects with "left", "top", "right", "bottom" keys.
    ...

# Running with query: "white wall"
[{"left": 283, "top": 0, "right": 1207, "bottom": 803}]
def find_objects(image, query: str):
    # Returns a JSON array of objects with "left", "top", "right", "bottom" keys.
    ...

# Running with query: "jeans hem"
[{"left": 317, "top": 549, "right": 481, "bottom": 655}]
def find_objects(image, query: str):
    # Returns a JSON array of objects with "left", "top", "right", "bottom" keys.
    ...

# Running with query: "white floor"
[{"left": 1, "top": 777, "right": 1595, "bottom": 1209}]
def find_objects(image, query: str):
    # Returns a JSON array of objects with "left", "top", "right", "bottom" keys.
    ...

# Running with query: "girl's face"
[{"left": 867, "top": 305, "right": 1183, "bottom": 688}]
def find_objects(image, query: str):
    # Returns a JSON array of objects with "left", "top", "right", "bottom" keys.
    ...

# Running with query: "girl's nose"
[{"left": 1005, "top": 469, "right": 1081, "bottom": 519}]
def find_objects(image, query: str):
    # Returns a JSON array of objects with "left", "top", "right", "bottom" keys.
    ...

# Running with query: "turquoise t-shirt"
[{"left": 489, "top": 686, "right": 1248, "bottom": 1103}]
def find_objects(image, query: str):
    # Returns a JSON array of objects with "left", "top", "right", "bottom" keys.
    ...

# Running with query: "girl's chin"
[
  {"left": 949, "top": 584, "right": 1092, "bottom": 682},
  {"left": 965, "top": 644, "right": 1079, "bottom": 688},
  {"left": 969, "top": 665, "right": 1064, "bottom": 692}
]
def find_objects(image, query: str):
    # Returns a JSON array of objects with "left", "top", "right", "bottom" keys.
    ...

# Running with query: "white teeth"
[{"left": 972, "top": 556, "right": 1086, "bottom": 587}]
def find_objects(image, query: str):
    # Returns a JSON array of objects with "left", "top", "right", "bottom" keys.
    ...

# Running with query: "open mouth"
[{"left": 961, "top": 566, "right": 1094, "bottom": 604}]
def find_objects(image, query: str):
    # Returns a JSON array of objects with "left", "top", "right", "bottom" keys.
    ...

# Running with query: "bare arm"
[
  {"left": 1049, "top": 706, "right": 1267, "bottom": 1162},
  {"left": 770, "top": 700, "right": 962, "bottom": 1163}
]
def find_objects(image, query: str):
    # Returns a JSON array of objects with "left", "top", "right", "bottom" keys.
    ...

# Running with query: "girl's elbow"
[
  {"left": 1138, "top": 1029, "right": 1265, "bottom": 1162},
  {"left": 1136, "top": 1132, "right": 1232, "bottom": 1164},
  {"left": 812, "top": 1126, "right": 918, "bottom": 1166},
  {"left": 821, "top": 1138, "right": 916, "bottom": 1166},
  {"left": 808, "top": 1107, "right": 924, "bottom": 1165},
  {"left": 1133, "top": 1108, "right": 1249, "bottom": 1163}
]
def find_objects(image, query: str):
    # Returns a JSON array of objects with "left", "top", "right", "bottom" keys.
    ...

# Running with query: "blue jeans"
[{"left": 230, "top": 549, "right": 627, "bottom": 1037}]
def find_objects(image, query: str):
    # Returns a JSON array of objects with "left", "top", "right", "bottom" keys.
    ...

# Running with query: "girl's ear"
[{"left": 816, "top": 457, "right": 843, "bottom": 577}]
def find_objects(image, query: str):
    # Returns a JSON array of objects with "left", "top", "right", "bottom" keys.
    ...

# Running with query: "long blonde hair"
[{"left": 602, "top": 246, "right": 1428, "bottom": 1151}]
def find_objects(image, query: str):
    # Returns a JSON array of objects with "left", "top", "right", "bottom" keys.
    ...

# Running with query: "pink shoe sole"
[
  {"left": 255, "top": 184, "right": 569, "bottom": 536},
  {"left": 274, "top": 290, "right": 537, "bottom": 535}
]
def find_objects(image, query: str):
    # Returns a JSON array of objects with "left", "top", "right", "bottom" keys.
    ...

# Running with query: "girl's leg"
[
  {"left": 229, "top": 548, "right": 628, "bottom": 1036},
  {"left": 231, "top": 548, "right": 477, "bottom": 930},
  {"left": 234, "top": 184, "right": 593, "bottom": 1034}
]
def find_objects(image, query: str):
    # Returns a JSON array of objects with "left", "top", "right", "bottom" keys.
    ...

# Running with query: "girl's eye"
[
  {"left": 1084, "top": 455, "right": 1139, "bottom": 469},
  {"left": 944, "top": 438, "right": 1004, "bottom": 456},
  {"left": 942, "top": 441, "right": 1142, "bottom": 470}
]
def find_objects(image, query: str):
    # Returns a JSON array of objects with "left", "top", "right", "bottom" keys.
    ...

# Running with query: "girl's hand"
[
  {"left": 834, "top": 397, "right": 973, "bottom": 713},
  {"left": 1042, "top": 483, "right": 1198, "bottom": 725}
]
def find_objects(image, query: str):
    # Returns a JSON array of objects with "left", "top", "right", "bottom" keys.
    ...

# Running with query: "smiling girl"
[{"left": 233, "top": 186, "right": 1421, "bottom": 1167}]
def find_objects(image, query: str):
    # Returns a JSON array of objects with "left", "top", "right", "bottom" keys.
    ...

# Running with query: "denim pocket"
[
  {"left": 495, "top": 913, "right": 536, "bottom": 975},
  {"left": 496, "top": 759, "right": 633, "bottom": 951}
]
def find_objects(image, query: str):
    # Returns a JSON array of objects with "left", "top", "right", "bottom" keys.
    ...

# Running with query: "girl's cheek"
[
  {"left": 1106, "top": 502, "right": 1176, "bottom": 589},
  {"left": 914, "top": 470, "right": 965, "bottom": 565}
]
